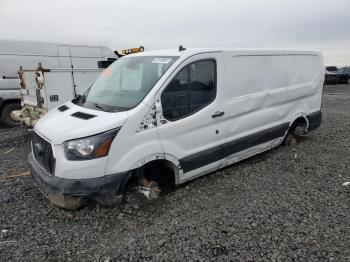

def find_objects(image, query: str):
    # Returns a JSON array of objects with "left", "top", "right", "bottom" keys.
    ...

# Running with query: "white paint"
[{"left": 136, "top": 105, "right": 157, "bottom": 133}]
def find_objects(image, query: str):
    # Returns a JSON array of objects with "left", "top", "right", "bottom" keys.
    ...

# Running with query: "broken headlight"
[{"left": 64, "top": 128, "right": 120, "bottom": 160}]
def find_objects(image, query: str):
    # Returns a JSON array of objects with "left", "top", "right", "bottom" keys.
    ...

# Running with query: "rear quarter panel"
[{"left": 283, "top": 51, "right": 324, "bottom": 126}]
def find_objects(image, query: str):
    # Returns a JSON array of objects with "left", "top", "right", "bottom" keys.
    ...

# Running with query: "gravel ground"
[{"left": 0, "top": 85, "right": 350, "bottom": 261}]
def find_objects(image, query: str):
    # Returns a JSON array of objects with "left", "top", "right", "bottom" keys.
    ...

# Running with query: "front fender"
[{"left": 105, "top": 128, "right": 164, "bottom": 175}]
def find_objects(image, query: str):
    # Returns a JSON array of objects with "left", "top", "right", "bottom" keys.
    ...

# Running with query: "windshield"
[{"left": 76, "top": 56, "right": 178, "bottom": 112}]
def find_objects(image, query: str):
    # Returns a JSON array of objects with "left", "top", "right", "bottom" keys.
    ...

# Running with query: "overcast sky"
[{"left": 0, "top": 0, "right": 349, "bottom": 66}]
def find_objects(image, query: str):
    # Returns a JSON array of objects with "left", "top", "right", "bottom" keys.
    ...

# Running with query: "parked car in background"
[
  {"left": 326, "top": 66, "right": 337, "bottom": 72},
  {"left": 325, "top": 69, "right": 338, "bottom": 85},
  {"left": 337, "top": 68, "right": 350, "bottom": 84}
]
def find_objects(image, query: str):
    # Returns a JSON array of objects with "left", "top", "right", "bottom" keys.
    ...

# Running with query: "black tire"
[{"left": 1, "top": 102, "right": 21, "bottom": 127}]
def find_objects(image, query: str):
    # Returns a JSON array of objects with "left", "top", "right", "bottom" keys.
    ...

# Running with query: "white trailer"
[{"left": 0, "top": 40, "right": 116, "bottom": 126}]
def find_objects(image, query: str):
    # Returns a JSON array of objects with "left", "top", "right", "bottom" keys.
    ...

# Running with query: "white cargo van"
[
  {"left": 29, "top": 48, "right": 324, "bottom": 209},
  {"left": 0, "top": 40, "right": 116, "bottom": 127}
]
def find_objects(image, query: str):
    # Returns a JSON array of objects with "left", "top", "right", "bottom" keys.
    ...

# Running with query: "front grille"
[{"left": 32, "top": 132, "right": 55, "bottom": 175}]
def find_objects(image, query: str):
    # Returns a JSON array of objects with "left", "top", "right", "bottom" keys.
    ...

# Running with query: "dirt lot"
[{"left": 0, "top": 85, "right": 350, "bottom": 261}]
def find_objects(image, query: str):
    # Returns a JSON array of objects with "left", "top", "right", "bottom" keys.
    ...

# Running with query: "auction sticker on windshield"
[{"left": 152, "top": 58, "right": 172, "bottom": 64}]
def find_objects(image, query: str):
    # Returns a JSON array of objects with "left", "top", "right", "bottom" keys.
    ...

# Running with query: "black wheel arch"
[
  {"left": 289, "top": 116, "right": 309, "bottom": 133},
  {"left": 131, "top": 159, "right": 177, "bottom": 191}
]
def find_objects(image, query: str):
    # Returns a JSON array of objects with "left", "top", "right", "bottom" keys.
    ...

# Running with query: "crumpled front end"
[{"left": 29, "top": 153, "right": 131, "bottom": 210}]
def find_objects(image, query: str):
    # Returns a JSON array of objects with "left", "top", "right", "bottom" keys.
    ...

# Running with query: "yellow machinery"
[{"left": 116, "top": 46, "right": 145, "bottom": 57}]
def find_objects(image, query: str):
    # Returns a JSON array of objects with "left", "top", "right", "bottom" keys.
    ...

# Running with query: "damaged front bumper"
[{"left": 29, "top": 153, "right": 131, "bottom": 210}]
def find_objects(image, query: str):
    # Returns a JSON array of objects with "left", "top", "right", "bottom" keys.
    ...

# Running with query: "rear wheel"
[
  {"left": 1, "top": 102, "right": 21, "bottom": 127},
  {"left": 283, "top": 117, "right": 308, "bottom": 146},
  {"left": 284, "top": 134, "right": 297, "bottom": 146},
  {"left": 347, "top": 78, "right": 350, "bottom": 84}
]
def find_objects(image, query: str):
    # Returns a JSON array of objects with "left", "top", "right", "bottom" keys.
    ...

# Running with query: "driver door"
[{"left": 155, "top": 52, "right": 227, "bottom": 182}]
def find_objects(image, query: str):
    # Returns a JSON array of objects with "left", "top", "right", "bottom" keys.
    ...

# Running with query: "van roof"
[
  {"left": 129, "top": 48, "right": 322, "bottom": 58},
  {"left": 0, "top": 39, "right": 113, "bottom": 56}
]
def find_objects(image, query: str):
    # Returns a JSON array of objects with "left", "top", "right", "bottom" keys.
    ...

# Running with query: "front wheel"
[{"left": 1, "top": 102, "right": 21, "bottom": 127}]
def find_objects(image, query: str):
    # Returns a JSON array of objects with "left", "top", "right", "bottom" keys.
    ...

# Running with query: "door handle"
[{"left": 212, "top": 111, "right": 225, "bottom": 118}]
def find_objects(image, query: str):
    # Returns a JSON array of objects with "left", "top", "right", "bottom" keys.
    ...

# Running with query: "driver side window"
[{"left": 161, "top": 60, "right": 216, "bottom": 121}]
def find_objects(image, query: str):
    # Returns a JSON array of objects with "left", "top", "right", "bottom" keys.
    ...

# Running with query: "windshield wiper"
[{"left": 94, "top": 103, "right": 109, "bottom": 112}]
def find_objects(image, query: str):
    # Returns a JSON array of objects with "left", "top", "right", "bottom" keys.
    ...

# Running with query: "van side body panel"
[
  {"left": 154, "top": 49, "right": 323, "bottom": 183},
  {"left": 219, "top": 51, "right": 288, "bottom": 169}
]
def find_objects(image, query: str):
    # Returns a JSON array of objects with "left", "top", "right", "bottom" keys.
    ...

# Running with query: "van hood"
[{"left": 34, "top": 102, "right": 128, "bottom": 144}]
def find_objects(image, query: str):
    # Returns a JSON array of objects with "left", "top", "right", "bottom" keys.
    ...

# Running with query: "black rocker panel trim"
[{"left": 180, "top": 122, "right": 290, "bottom": 173}]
